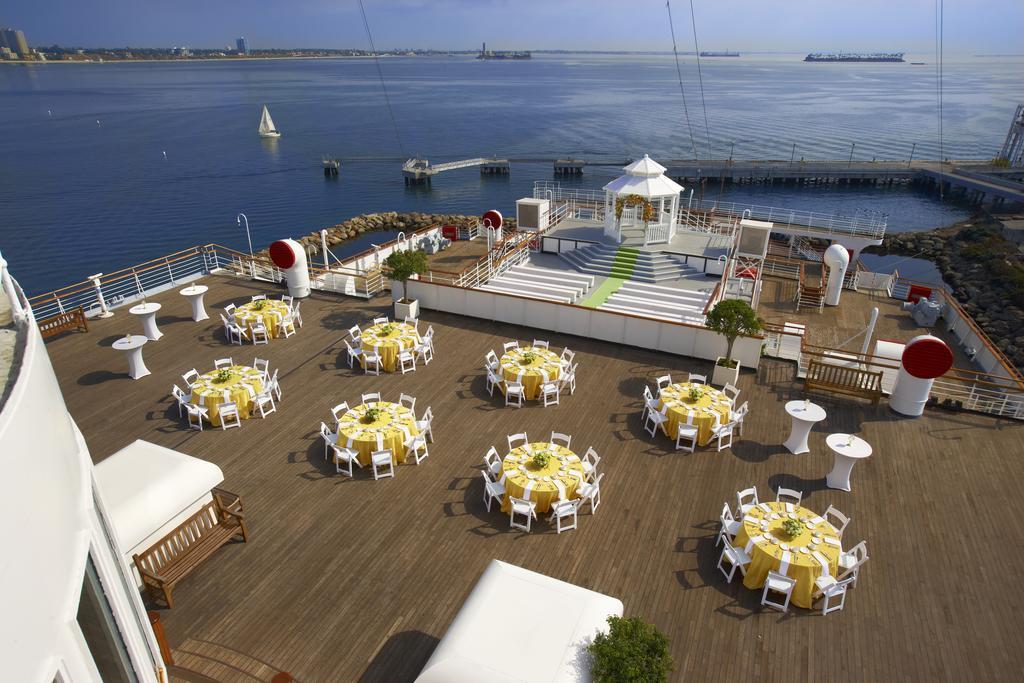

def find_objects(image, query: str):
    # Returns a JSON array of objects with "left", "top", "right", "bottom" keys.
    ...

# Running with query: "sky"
[{"left": 4, "top": 0, "right": 1022, "bottom": 55}]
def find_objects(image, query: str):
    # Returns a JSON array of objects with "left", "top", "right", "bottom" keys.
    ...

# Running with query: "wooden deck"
[{"left": 44, "top": 274, "right": 1024, "bottom": 682}]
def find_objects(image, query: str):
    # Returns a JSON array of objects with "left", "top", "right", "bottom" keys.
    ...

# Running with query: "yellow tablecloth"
[
  {"left": 360, "top": 322, "right": 421, "bottom": 373},
  {"left": 657, "top": 382, "right": 733, "bottom": 446},
  {"left": 499, "top": 442, "right": 586, "bottom": 513},
  {"left": 234, "top": 300, "right": 290, "bottom": 339},
  {"left": 335, "top": 401, "right": 420, "bottom": 466},
  {"left": 499, "top": 346, "right": 562, "bottom": 400},
  {"left": 733, "top": 501, "right": 842, "bottom": 609},
  {"left": 189, "top": 365, "right": 264, "bottom": 427}
]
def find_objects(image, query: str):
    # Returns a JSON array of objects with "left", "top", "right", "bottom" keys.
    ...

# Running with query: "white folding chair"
[
  {"left": 675, "top": 424, "right": 699, "bottom": 453},
  {"left": 344, "top": 339, "right": 363, "bottom": 369},
  {"left": 362, "top": 350, "right": 381, "bottom": 375},
  {"left": 507, "top": 433, "right": 529, "bottom": 451},
  {"left": 838, "top": 540, "right": 869, "bottom": 587},
  {"left": 253, "top": 357, "right": 270, "bottom": 381},
  {"left": 717, "top": 537, "right": 751, "bottom": 583},
  {"left": 776, "top": 487, "right": 803, "bottom": 505},
  {"left": 331, "top": 443, "right": 361, "bottom": 478},
  {"left": 371, "top": 449, "right": 395, "bottom": 480},
  {"left": 656, "top": 374, "right": 672, "bottom": 392},
  {"left": 541, "top": 381, "right": 560, "bottom": 407},
  {"left": 251, "top": 322, "right": 270, "bottom": 345},
  {"left": 716, "top": 503, "right": 742, "bottom": 547},
  {"left": 268, "top": 368, "right": 282, "bottom": 401},
  {"left": 416, "top": 335, "right": 433, "bottom": 365},
  {"left": 581, "top": 447, "right": 600, "bottom": 481},
  {"left": 641, "top": 385, "right": 657, "bottom": 423},
  {"left": 281, "top": 294, "right": 294, "bottom": 306},
  {"left": 182, "top": 369, "right": 200, "bottom": 390},
  {"left": 399, "top": 393, "right": 416, "bottom": 412},
  {"left": 218, "top": 402, "right": 241, "bottom": 430},
  {"left": 291, "top": 300, "right": 303, "bottom": 327},
  {"left": 362, "top": 392, "right": 381, "bottom": 405},
  {"left": 824, "top": 505, "right": 851, "bottom": 539},
  {"left": 348, "top": 324, "right": 362, "bottom": 340},
  {"left": 548, "top": 499, "right": 579, "bottom": 534},
  {"left": 485, "top": 349, "right": 500, "bottom": 371},
  {"left": 320, "top": 421, "right": 338, "bottom": 462},
  {"left": 532, "top": 339, "right": 549, "bottom": 349},
  {"left": 761, "top": 570, "right": 797, "bottom": 613},
  {"left": 817, "top": 576, "right": 854, "bottom": 615},
  {"left": 227, "top": 319, "right": 248, "bottom": 345},
  {"left": 723, "top": 383, "right": 741, "bottom": 402},
  {"left": 577, "top": 472, "right": 603, "bottom": 514},
  {"left": 509, "top": 497, "right": 538, "bottom": 532},
  {"left": 688, "top": 372, "right": 706, "bottom": 385},
  {"left": 550, "top": 432, "right": 571, "bottom": 449},
  {"left": 560, "top": 362, "right": 577, "bottom": 395},
  {"left": 185, "top": 403, "right": 208, "bottom": 431},
  {"left": 505, "top": 381, "right": 525, "bottom": 408},
  {"left": 560, "top": 348, "right": 575, "bottom": 367},
  {"left": 405, "top": 435, "right": 429, "bottom": 465},
  {"left": 254, "top": 390, "right": 276, "bottom": 418},
  {"left": 224, "top": 303, "right": 237, "bottom": 317},
  {"left": 502, "top": 340, "right": 520, "bottom": 352},
  {"left": 482, "top": 470, "right": 505, "bottom": 512},
  {"left": 416, "top": 406, "right": 434, "bottom": 442},
  {"left": 214, "top": 357, "right": 233, "bottom": 369},
  {"left": 731, "top": 401, "right": 749, "bottom": 436},
  {"left": 711, "top": 421, "right": 735, "bottom": 451},
  {"left": 484, "top": 446, "right": 503, "bottom": 478},
  {"left": 644, "top": 403, "right": 669, "bottom": 438},
  {"left": 736, "top": 486, "right": 759, "bottom": 516},
  {"left": 251, "top": 294, "right": 266, "bottom": 302},
  {"left": 279, "top": 311, "right": 297, "bottom": 338},
  {"left": 373, "top": 316, "right": 389, "bottom": 325},
  {"left": 398, "top": 348, "right": 417, "bottom": 374},
  {"left": 486, "top": 367, "right": 503, "bottom": 396},
  {"left": 423, "top": 325, "right": 435, "bottom": 353},
  {"left": 331, "top": 402, "right": 350, "bottom": 425},
  {"left": 171, "top": 385, "right": 191, "bottom": 417},
  {"left": 403, "top": 315, "right": 419, "bottom": 331}
]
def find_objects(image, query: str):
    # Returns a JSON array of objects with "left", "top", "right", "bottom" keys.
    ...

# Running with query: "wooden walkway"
[{"left": 44, "top": 274, "right": 1024, "bottom": 682}]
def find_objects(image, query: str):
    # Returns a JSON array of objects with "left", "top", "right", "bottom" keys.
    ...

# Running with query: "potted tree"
[
  {"left": 704, "top": 299, "right": 762, "bottom": 387},
  {"left": 383, "top": 249, "right": 428, "bottom": 321},
  {"left": 587, "top": 615, "right": 674, "bottom": 683}
]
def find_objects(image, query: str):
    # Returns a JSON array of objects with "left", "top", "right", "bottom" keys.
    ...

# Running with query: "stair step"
[
  {"left": 605, "top": 292, "right": 706, "bottom": 316},
  {"left": 618, "top": 281, "right": 713, "bottom": 304}
]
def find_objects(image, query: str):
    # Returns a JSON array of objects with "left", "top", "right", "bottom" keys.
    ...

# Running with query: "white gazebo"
[{"left": 602, "top": 154, "right": 685, "bottom": 245}]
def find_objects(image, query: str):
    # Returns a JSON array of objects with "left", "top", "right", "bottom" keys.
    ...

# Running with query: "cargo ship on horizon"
[
  {"left": 699, "top": 50, "right": 740, "bottom": 57},
  {"left": 805, "top": 52, "right": 905, "bottom": 62}
]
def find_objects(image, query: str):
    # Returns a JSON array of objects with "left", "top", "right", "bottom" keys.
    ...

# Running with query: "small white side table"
[
  {"left": 783, "top": 400, "right": 827, "bottom": 454},
  {"left": 130, "top": 302, "right": 163, "bottom": 340},
  {"left": 179, "top": 285, "right": 209, "bottom": 322},
  {"left": 825, "top": 433, "right": 872, "bottom": 492},
  {"left": 112, "top": 335, "right": 150, "bottom": 380}
]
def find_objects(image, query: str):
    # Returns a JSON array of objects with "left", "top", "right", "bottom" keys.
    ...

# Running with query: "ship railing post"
[
  {"left": 89, "top": 273, "right": 113, "bottom": 318},
  {"left": 166, "top": 257, "right": 175, "bottom": 285}
]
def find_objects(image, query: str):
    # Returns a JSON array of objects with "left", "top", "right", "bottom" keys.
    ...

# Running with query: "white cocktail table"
[
  {"left": 129, "top": 302, "right": 163, "bottom": 340},
  {"left": 179, "top": 284, "right": 209, "bottom": 322},
  {"left": 783, "top": 400, "right": 827, "bottom": 454},
  {"left": 825, "top": 433, "right": 872, "bottom": 492},
  {"left": 112, "top": 335, "right": 150, "bottom": 380}
]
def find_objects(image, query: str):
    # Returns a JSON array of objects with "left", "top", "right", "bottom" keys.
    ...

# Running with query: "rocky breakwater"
[{"left": 868, "top": 216, "right": 1024, "bottom": 372}]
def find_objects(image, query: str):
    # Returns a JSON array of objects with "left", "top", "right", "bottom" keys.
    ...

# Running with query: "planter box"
[
  {"left": 712, "top": 358, "right": 740, "bottom": 387},
  {"left": 395, "top": 298, "right": 419, "bottom": 321}
]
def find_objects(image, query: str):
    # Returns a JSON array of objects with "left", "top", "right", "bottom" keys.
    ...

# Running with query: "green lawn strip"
[{"left": 579, "top": 246, "right": 640, "bottom": 307}]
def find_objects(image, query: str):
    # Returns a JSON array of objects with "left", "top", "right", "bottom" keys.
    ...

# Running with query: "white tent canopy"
[
  {"left": 601, "top": 154, "right": 684, "bottom": 244},
  {"left": 94, "top": 439, "right": 223, "bottom": 553},
  {"left": 602, "top": 154, "right": 684, "bottom": 198},
  {"left": 416, "top": 560, "right": 624, "bottom": 683}
]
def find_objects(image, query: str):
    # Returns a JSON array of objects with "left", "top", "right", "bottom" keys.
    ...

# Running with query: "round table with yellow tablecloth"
[
  {"left": 234, "top": 300, "right": 291, "bottom": 339},
  {"left": 499, "top": 442, "right": 587, "bottom": 513},
  {"left": 733, "top": 501, "right": 842, "bottom": 609},
  {"left": 657, "top": 382, "right": 733, "bottom": 446},
  {"left": 499, "top": 346, "right": 562, "bottom": 400},
  {"left": 335, "top": 401, "right": 420, "bottom": 466},
  {"left": 189, "top": 365, "right": 265, "bottom": 427},
  {"left": 360, "top": 322, "right": 421, "bottom": 373}
]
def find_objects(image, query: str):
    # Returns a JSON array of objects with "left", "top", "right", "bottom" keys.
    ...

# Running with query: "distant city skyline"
[{"left": 4, "top": 0, "right": 1023, "bottom": 55}]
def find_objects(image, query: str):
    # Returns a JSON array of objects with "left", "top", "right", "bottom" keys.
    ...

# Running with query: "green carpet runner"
[{"left": 580, "top": 246, "right": 639, "bottom": 307}]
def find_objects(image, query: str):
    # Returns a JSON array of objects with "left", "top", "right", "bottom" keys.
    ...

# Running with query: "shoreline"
[{"left": 0, "top": 54, "right": 401, "bottom": 66}]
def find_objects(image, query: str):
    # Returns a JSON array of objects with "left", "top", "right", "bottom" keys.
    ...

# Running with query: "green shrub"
[
  {"left": 588, "top": 615, "right": 673, "bottom": 683},
  {"left": 383, "top": 249, "right": 428, "bottom": 302}
]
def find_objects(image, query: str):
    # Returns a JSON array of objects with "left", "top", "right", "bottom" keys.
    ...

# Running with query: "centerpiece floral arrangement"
[
  {"left": 213, "top": 368, "right": 232, "bottom": 383},
  {"left": 687, "top": 385, "right": 705, "bottom": 402},
  {"left": 781, "top": 519, "right": 803, "bottom": 539},
  {"left": 362, "top": 407, "right": 382, "bottom": 424},
  {"left": 520, "top": 351, "right": 538, "bottom": 365},
  {"left": 530, "top": 451, "right": 552, "bottom": 469},
  {"left": 378, "top": 323, "right": 395, "bottom": 336},
  {"left": 250, "top": 299, "right": 266, "bottom": 311}
]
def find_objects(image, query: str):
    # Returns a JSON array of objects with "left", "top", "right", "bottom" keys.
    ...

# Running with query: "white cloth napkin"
[
  {"left": 745, "top": 534, "right": 763, "bottom": 554},
  {"left": 812, "top": 551, "right": 831, "bottom": 577},
  {"left": 779, "top": 551, "right": 792, "bottom": 576},
  {"left": 824, "top": 536, "right": 841, "bottom": 547}
]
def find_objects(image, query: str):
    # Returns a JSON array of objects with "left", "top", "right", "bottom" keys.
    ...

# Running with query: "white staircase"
[
  {"left": 475, "top": 262, "right": 594, "bottom": 304},
  {"left": 598, "top": 281, "right": 712, "bottom": 325},
  {"left": 559, "top": 244, "right": 704, "bottom": 283}
]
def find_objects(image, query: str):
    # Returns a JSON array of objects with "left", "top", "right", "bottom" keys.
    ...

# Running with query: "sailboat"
[{"left": 258, "top": 105, "right": 281, "bottom": 138}]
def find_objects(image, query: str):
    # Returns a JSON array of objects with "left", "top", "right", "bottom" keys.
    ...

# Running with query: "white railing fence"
[{"left": 690, "top": 199, "right": 888, "bottom": 239}]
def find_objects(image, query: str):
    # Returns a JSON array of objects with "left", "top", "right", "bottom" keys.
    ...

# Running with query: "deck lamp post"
[{"left": 237, "top": 213, "right": 254, "bottom": 278}]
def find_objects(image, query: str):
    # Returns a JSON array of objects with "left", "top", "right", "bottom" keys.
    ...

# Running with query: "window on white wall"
[{"left": 76, "top": 556, "right": 138, "bottom": 683}]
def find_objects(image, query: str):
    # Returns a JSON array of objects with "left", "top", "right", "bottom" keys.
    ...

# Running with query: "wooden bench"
[
  {"left": 804, "top": 359, "right": 883, "bottom": 406},
  {"left": 38, "top": 306, "right": 88, "bottom": 339},
  {"left": 133, "top": 489, "right": 248, "bottom": 608}
]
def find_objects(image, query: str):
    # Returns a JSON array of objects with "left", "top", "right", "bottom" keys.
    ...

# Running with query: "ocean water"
[{"left": 0, "top": 53, "right": 1020, "bottom": 294}]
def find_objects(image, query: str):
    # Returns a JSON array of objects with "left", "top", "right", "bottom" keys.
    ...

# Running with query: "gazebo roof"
[{"left": 602, "top": 154, "right": 684, "bottom": 198}]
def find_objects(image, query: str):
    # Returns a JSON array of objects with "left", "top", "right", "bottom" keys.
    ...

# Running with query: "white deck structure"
[
  {"left": 416, "top": 560, "right": 623, "bottom": 683},
  {"left": 602, "top": 155, "right": 685, "bottom": 245}
]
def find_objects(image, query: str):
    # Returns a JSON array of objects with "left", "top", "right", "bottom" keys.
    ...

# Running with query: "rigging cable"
[
  {"left": 666, "top": 0, "right": 700, "bottom": 160},
  {"left": 935, "top": 0, "right": 944, "bottom": 199},
  {"left": 688, "top": 0, "right": 713, "bottom": 160},
  {"left": 357, "top": 0, "right": 406, "bottom": 157}
]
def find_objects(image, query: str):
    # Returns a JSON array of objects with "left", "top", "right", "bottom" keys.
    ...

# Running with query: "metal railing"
[
  {"left": 690, "top": 199, "right": 887, "bottom": 240},
  {"left": 0, "top": 250, "right": 31, "bottom": 326}
]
